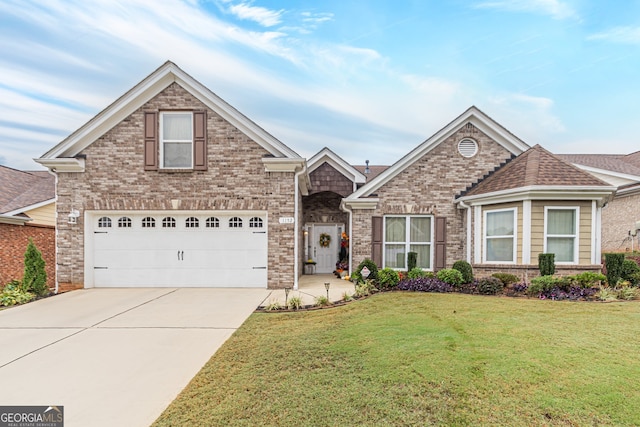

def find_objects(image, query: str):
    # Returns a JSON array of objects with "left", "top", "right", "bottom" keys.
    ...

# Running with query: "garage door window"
[
  {"left": 142, "top": 217, "right": 155, "bottom": 228},
  {"left": 230, "top": 217, "right": 243, "bottom": 228},
  {"left": 98, "top": 217, "right": 112, "bottom": 228},
  {"left": 186, "top": 217, "right": 199, "bottom": 228},
  {"left": 249, "top": 217, "right": 263, "bottom": 228},
  {"left": 206, "top": 217, "right": 220, "bottom": 228},
  {"left": 118, "top": 217, "right": 132, "bottom": 228},
  {"left": 162, "top": 217, "right": 176, "bottom": 228}
]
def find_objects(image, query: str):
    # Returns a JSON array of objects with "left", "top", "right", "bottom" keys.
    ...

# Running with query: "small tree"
[
  {"left": 452, "top": 260, "right": 473, "bottom": 283},
  {"left": 407, "top": 252, "right": 418, "bottom": 271},
  {"left": 538, "top": 253, "right": 555, "bottom": 276},
  {"left": 23, "top": 239, "right": 48, "bottom": 297},
  {"left": 604, "top": 253, "right": 625, "bottom": 286}
]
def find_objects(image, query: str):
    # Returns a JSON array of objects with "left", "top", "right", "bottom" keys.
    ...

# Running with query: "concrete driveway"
[{"left": 0, "top": 288, "right": 270, "bottom": 427}]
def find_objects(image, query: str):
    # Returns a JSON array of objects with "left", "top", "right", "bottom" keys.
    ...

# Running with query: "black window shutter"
[
  {"left": 144, "top": 112, "right": 158, "bottom": 171},
  {"left": 193, "top": 111, "right": 207, "bottom": 171},
  {"left": 372, "top": 216, "right": 383, "bottom": 267},
  {"left": 434, "top": 217, "right": 447, "bottom": 270}
]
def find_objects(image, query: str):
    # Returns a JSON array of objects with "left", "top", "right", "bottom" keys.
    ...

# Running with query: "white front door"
[{"left": 314, "top": 225, "right": 338, "bottom": 274}]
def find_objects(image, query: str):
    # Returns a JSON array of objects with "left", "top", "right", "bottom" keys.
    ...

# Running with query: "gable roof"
[
  {"left": 36, "top": 61, "right": 300, "bottom": 170},
  {"left": 458, "top": 145, "right": 616, "bottom": 204},
  {"left": 308, "top": 147, "right": 367, "bottom": 184},
  {"left": 345, "top": 106, "right": 530, "bottom": 200},
  {"left": 0, "top": 165, "right": 55, "bottom": 215},
  {"left": 352, "top": 165, "right": 389, "bottom": 182}
]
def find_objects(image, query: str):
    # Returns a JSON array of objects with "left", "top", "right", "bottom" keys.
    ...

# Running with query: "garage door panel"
[{"left": 90, "top": 212, "right": 268, "bottom": 288}]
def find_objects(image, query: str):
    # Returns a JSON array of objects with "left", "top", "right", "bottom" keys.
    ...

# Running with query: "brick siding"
[
  {"left": 55, "top": 82, "right": 296, "bottom": 289},
  {"left": 351, "top": 124, "right": 513, "bottom": 269},
  {"left": 0, "top": 223, "right": 55, "bottom": 290},
  {"left": 601, "top": 192, "right": 640, "bottom": 252}
]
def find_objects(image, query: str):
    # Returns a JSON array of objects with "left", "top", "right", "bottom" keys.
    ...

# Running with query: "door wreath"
[{"left": 319, "top": 233, "right": 331, "bottom": 247}]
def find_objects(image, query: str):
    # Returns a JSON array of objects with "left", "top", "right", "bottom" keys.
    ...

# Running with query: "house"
[
  {"left": 0, "top": 165, "right": 56, "bottom": 288},
  {"left": 556, "top": 153, "right": 640, "bottom": 252},
  {"left": 36, "top": 62, "right": 617, "bottom": 292}
]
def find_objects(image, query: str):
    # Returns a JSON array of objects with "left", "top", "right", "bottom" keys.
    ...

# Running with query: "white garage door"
[{"left": 88, "top": 211, "right": 268, "bottom": 288}]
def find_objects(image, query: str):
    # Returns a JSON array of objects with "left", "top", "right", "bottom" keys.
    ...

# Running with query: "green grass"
[{"left": 153, "top": 293, "right": 640, "bottom": 426}]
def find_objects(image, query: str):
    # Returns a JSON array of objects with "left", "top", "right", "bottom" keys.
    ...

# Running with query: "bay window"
[
  {"left": 484, "top": 208, "right": 517, "bottom": 263},
  {"left": 545, "top": 207, "right": 578, "bottom": 263}
]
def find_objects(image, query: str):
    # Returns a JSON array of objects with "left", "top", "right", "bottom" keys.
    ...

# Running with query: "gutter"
[
  {"left": 341, "top": 201, "right": 354, "bottom": 275},
  {"left": 293, "top": 163, "right": 308, "bottom": 290}
]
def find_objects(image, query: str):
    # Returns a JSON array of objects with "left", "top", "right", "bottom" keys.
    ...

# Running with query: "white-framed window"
[
  {"left": 160, "top": 112, "right": 193, "bottom": 169},
  {"left": 544, "top": 207, "right": 579, "bottom": 264},
  {"left": 484, "top": 208, "right": 517, "bottom": 263},
  {"left": 98, "top": 217, "right": 112, "bottom": 228},
  {"left": 186, "top": 217, "right": 199, "bottom": 228},
  {"left": 206, "top": 217, "right": 220, "bottom": 228},
  {"left": 118, "top": 217, "right": 132, "bottom": 228},
  {"left": 162, "top": 217, "right": 176, "bottom": 228},
  {"left": 383, "top": 216, "right": 433, "bottom": 270}
]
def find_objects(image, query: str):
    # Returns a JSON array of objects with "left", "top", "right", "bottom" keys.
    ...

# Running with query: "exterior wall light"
[{"left": 68, "top": 209, "right": 80, "bottom": 224}]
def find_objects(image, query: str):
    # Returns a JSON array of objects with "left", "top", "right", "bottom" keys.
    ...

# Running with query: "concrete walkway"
[
  {"left": 262, "top": 274, "right": 356, "bottom": 307},
  {"left": 0, "top": 288, "right": 270, "bottom": 427}
]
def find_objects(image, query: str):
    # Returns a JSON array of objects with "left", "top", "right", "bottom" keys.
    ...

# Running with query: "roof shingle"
[{"left": 0, "top": 165, "right": 55, "bottom": 214}]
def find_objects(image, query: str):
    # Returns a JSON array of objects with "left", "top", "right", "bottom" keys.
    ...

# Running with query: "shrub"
[
  {"left": 491, "top": 273, "right": 520, "bottom": 286},
  {"left": 264, "top": 300, "right": 282, "bottom": 311},
  {"left": 407, "top": 252, "right": 418, "bottom": 271},
  {"left": 528, "top": 275, "right": 564, "bottom": 296},
  {"left": 596, "top": 286, "right": 618, "bottom": 302},
  {"left": 436, "top": 269, "right": 463, "bottom": 286},
  {"left": 538, "top": 253, "right": 555, "bottom": 276},
  {"left": 570, "top": 271, "right": 606, "bottom": 288},
  {"left": 22, "top": 239, "right": 48, "bottom": 297},
  {"left": 622, "top": 259, "right": 640, "bottom": 284},
  {"left": 604, "top": 253, "right": 625, "bottom": 286},
  {"left": 452, "top": 260, "right": 473, "bottom": 283},
  {"left": 628, "top": 272, "right": 640, "bottom": 287},
  {"left": 314, "top": 295, "right": 331, "bottom": 307},
  {"left": 377, "top": 268, "right": 400, "bottom": 290},
  {"left": 354, "top": 280, "right": 377, "bottom": 297},
  {"left": 407, "top": 268, "right": 426, "bottom": 280},
  {"left": 397, "top": 277, "right": 454, "bottom": 293},
  {"left": 1, "top": 280, "right": 36, "bottom": 307},
  {"left": 351, "top": 259, "right": 378, "bottom": 284},
  {"left": 287, "top": 296, "right": 303, "bottom": 310},
  {"left": 617, "top": 285, "right": 639, "bottom": 301},
  {"left": 477, "top": 277, "right": 504, "bottom": 295},
  {"left": 341, "top": 292, "right": 353, "bottom": 302}
]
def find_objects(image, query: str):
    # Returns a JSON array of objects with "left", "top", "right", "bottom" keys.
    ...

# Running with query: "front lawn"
[{"left": 153, "top": 293, "right": 640, "bottom": 426}]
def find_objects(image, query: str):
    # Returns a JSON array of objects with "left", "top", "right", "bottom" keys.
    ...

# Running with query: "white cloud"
[
  {"left": 587, "top": 26, "right": 640, "bottom": 44},
  {"left": 228, "top": 2, "right": 283, "bottom": 27},
  {"left": 474, "top": 0, "right": 578, "bottom": 20}
]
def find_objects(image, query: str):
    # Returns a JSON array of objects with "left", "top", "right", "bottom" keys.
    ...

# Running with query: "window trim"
[
  {"left": 382, "top": 215, "right": 434, "bottom": 270},
  {"left": 159, "top": 111, "right": 194, "bottom": 169},
  {"left": 544, "top": 206, "right": 579, "bottom": 264},
  {"left": 483, "top": 207, "right": 518, "bottom": 264}
]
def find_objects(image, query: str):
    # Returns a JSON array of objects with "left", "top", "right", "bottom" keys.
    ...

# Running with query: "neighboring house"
[
  {"left": 557, "top": 153, "right": 640, "bottom": 252},
  {"left": 0, "top": 165, "right": 56, "bottom": 288},
  {"left": 36, "top": 62, "right": 618, "bottom": 291}
]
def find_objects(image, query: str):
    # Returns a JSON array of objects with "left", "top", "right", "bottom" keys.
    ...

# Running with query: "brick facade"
[
  {"left": 601, "top": 192, "right": 640, "bottom": 252},
  {"left": 351, "top": 125, "right": 513, "bottom": 269},
  {"left": 0, "top": 223, "right": 55, "bottom": 290},
  {"left": 55, "top": 82, "right": 296, "bottom": 290}
]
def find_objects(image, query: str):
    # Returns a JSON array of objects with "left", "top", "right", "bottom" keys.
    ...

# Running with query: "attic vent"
[{"left": 458, "top": 138, "right": 478, "bottom": 158}]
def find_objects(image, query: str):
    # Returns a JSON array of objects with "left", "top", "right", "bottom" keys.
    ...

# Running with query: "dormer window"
[{"left": 160, "top": 112, "right": 193, "bottom": 169}]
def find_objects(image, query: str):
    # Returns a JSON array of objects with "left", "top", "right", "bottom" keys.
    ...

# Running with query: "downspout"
[
  {"left": 47, "top": 167, "right": 59, "bottom": 294},
  {"left": 458, "top": 199, "right": 472, "bottom": 263},
  {"left": 293, "top": 163, "right": 307, "bottom": 291}
]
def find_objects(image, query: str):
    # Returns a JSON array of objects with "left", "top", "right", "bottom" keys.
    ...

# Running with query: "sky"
[{"left": 1, "top": 0, "right": 639, "bottom": 170}]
